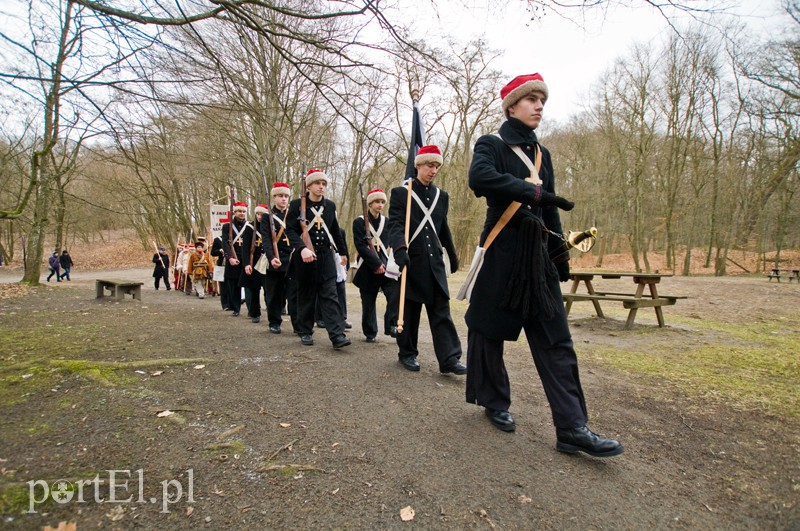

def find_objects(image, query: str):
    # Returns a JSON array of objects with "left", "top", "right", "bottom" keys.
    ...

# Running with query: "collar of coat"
[{"left": 499, "top": 117, "right": 539, "bottom": 146}]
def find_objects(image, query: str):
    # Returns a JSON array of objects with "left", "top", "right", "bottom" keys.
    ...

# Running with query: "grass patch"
[{"left": 587, "top": 320, "right": 800, "bottom": 418}]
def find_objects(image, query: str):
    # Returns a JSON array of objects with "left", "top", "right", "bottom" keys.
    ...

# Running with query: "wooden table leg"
[
  {"left": 584, "top": 278, "right": 604, "bottom": 318},
  {"left": 649, "top": 282, "right": 666, "bottom": 327}
]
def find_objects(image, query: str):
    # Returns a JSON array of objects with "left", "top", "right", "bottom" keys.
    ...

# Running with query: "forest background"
[{"left": 1, "top": 0, "right": 799, "bottom": 282}]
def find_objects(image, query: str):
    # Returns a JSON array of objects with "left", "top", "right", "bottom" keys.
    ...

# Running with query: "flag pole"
[{"left": 397, "top": 88, "right": 422, "bottom": 334}]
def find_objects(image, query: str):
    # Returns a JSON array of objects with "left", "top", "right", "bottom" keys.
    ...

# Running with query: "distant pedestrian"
[
  {"left": 59, "top": 250, "right": 74, "bottom": 281},
  {"left": 46, "top": 250, "right": 61, "bottom": 282}
]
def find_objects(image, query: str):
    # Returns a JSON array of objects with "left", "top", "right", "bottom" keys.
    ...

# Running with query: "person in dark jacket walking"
[
  {"left": 58, "top": 250, "right": 74, "bottom": 280},
  {"left": 464, "top": 73, "right": 622, "bottom": 457},
  {"left": 221, "top": 202, "right": 251, "bottom": 316},
  {"left": 47, "top": 250, "right": 61, "bottom": 282},
  {"left": 285, "top": 169, "right": 351, "bottom": 350},
  {"left": 386, "top": 145, "right": 465, "bottom": 375},
  {"left": 260, "top": 182, "right": 296, "bottom": 334},
  {"left": 352, "top": 188, "right": 398, "bottom": 342},
  {"left": 211, "top": 235, "right": 229, "bottom": 310},
  {"left": 152, "top": 247, "right": 171, "bottom": 290}
]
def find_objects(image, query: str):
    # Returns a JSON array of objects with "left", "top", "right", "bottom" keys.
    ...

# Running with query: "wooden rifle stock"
[
  {"left": 359, "top": 184, "right": 375, "bottom": 255},
  {"left": 226, "top": 186, "right": 237, "bottom": 260},
  {"left": 299, "top": 165, "right": 314, "bottom": 253},
  {"left": 260, "top": 165, "right": 280, "bottom": 261}
]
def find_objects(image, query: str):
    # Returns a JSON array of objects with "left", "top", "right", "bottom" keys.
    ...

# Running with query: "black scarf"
[{"left": 497, "top": 119, "right": 558, "bottom": 321}]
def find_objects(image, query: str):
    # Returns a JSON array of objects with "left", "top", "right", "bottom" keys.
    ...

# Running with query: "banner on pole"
[{"left": 210, "top": 204, "right": 230, "bottom": 239}]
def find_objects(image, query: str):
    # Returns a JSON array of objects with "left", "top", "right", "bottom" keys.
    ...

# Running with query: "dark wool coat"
[
  {"left": 220, "top": 219, "right": 250, "bottom": 281},
  {"left": 352, "top": 212, "right": 390, "bottom": 291},
  {"left": 210, "top": 236, "right": 225, "bottom": 267},
  {"left": 152, "top": 253, "right": 170, "bottom": 277},
  {"left": 240, "top": 217, "right": 265, "bottom": 289},
  {"left": 386, "top": 179, "right": 458, "bottom": 305},
  {"left": 285, "top": 195, "right": 347, "bottom": 283},
  {"left": 465, "top": 117, "right": 570, "bottom": 344},
  {"left": 260, "top": 207, "right": 293, "bottom": 273}
]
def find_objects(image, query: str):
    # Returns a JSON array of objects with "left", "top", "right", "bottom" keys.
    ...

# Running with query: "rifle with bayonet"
[
  {"left": 298, "top": 163, "right": 315, "bottom": 256},
  {"left": 260, "top": 164, "right": 279, "bottom": 263},
  {"left": 359, "top": 184, "right": 375, "bottom": 255},
  {"left": 225, "top": 185, "right": 237, "bottom": 260}
]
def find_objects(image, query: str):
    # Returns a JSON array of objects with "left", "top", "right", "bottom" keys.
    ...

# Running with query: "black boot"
[{"left": 556, "top": 426, "right": 623, "bottom": 457}]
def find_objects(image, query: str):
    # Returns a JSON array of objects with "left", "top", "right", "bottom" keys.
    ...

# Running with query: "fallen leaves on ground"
[{"left": 400, "top": 505, "right": 415, "bottom": 521}]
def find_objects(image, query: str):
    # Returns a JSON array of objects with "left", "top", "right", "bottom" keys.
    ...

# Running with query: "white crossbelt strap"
[
  {"left": 359, "top": 215, "right": 388, "bottom": 259},
  {"left": 494, "top": 133, "right": 542, "bottom": 185},
  {"left": 309, "top": 206, "right": 338, "bottom": 252},
  {"left": 232, "top": 222, "right": 251, "bottom": 245},
  {"left": 408, "top": 187, "right": 441, "bottom": 245}
]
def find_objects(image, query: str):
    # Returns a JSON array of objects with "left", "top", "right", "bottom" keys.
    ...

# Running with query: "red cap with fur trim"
[
  {"left": 366, "top": 188, "right": 387, "bottom": 205},
  {"left": 271, "top": 182, "right": 290, "bottom": 197},
  {"left": 254, "top": 204, "right": 269, "bottom": 215},
  {"left": 232, "top": 201, "right": 248, "bottom": 212},
  {"left": 500, "top": 73, "right": 548, "bottom": 116},
  {"left": 414, "top": 145, "right": 443, "bottom": 167},
  {"left": 305, "top": 169, "right": 328, "bottom": 187}
]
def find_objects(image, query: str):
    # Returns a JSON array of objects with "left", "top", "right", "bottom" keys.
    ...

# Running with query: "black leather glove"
[
  {"left": 538, "top": 189, "right": 575, "bottom": 211},
  {"left": 394, "top": 248, "right": 409, "bottom": 271},
  {"left": 555, "top": 260, "right": 571, "bottom": 282},
  {"left": 449, "top": 253, "right": 459, "bottom": 274}
]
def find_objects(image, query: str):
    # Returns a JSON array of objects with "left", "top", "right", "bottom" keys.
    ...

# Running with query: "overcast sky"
[{"left": 399, "top": 0, "right": 791, "bottom": 124}]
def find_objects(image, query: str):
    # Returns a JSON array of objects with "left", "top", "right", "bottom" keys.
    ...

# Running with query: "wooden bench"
[
  {"left": 768, "top": 268, "right": 800, "bottom": 282},
  {"left": 96, "top": 279, "right": 144, "bottom": 301}
]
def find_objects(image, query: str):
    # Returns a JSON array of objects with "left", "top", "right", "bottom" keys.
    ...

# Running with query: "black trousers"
[
  {"left": 217, "top": 280, "right": 229, "bottom": 309},
  {"left": 465, "top": 325, "right": 588, "bottom": 429},
  {"left": 265, "top": 271, "right": 290, "bottom": 327},
  {"left": 359, "top": 277, "right": 399, "bottom": 338},
  {"left": 397, "top": 294, "right": 461, "bottom": 368},
  {"left": 154, "top": 271, "right": 170, "bottom": 289},
  {"left": 297, "top": 274, "right": 345, "bottom": 340},
  {"left": 225, "top": 278, "right": 242, "bottom": 313},
  {"left": 315, "top": 281, "right": 348, "bottom": 322}
]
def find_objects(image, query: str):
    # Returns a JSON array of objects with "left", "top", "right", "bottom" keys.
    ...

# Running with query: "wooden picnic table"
[
  {"left": 563, "top": 271, "right": 686, "bottom": 329},
  {"left": 768, "top": 268, "right": 800, "bottom": 282}
]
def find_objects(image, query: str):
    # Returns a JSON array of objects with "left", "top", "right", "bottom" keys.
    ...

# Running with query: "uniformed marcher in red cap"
[
  {"left": 352, "top": 188, "right": 399, "bottom": 342},
  {"left": 221, "top": 201, "right": 251, "bottom": 316},
  {"left": 260, "top": 182, "right": 297, "bottom": 334},
  {"left": 285, "top": 169, "right": 351, "bottom": 349},
  {"left": 386, "top": 145, "right": 465, "bottom": 375},
  {"left": 465, "top": 73, "right": 623, "bottom": 457}
]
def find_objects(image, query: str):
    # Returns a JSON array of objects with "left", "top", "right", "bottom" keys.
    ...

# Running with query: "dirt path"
[{"left": 0, "top": 269, "right": 798, "bottom": 529}]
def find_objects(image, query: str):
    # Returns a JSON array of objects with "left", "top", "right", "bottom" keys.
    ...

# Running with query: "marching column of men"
[{"left": 156, "top": 111, "right": 623, "bottom": 458}]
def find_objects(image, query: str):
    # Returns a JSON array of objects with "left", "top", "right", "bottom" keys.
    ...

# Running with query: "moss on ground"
[{"left": 586, "top": 319, "right": 800, "bottom": 418}]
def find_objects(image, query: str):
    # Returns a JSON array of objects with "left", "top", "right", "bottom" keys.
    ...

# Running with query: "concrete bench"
[{"left": 96, "top": 279, "right": 143, "bottom": 301}]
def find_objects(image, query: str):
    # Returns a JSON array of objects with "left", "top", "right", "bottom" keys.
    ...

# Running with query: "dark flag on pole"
[{"left": 404, "top": 94, "right": 425, "bottom": 183}]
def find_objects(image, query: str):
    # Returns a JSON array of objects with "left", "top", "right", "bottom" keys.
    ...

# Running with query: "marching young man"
[
  {"left": 285, "top": 169, "right": 351, "bottom": 349},
  {"left": 465, "top": 73, "right": 623, "bottom": 457},
  {"left": 260, "top": 182, "right": 296, "bottom": 334},
  {"left": 352, "top": 188, "right": 399, "bottom": 342},
  {"left": 221, "top": 201, "right": 250, "bottom": 317},
  {"left": 242, "top": 204, "right": 268, "bottom": 324},
  {"left": 386, "top": 145, "right": 465, "bottom": 374}
]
